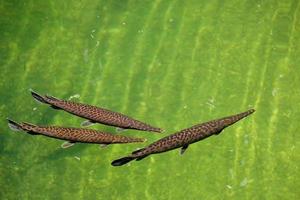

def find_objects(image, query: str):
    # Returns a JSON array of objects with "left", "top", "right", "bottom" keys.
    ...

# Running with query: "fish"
[
  {"left": 7, "top": 119, "right": 146, "bottom": 147},
  {"left": 111, "top": 109, "right": 255, "bottom": 166},
  {"left": 30, "top": 90, "right": 163, "bottom": 133}
]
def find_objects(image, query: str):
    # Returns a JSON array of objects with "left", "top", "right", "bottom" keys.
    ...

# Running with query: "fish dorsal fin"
[
  {"left": 22, "top": 122, "right": 36, "bottom": 127},
  {"left": 81, "top": 120, "right": 95, "bottom": 127},
  {"left": 61, "top": 141, "right": 75, "bottom": 149},
  {"left": 180, "top": 144, "right": 189, "bottom": 155},
  {"left": 45, "top": 95, "right": 59, "bottom": 101}
]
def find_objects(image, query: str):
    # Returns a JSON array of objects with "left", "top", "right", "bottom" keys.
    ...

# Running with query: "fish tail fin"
[
  {"left": 7, "top": 118, "right": 23, "bottom": 131},
  {"left": 31, "top": 90, "right": 61, "bottom": 109},
  {"left": 135, "top": 155, "right": 148, "bottom": 161},
  {"left": 111, "top": 156, "right": 135, "bottom": 166},
  {"left": 111, "top": 149, "right": 149, "bottom": 166},
  {"left": 131, "top": 148, "right": 149, "bottom": 161},
  {"left": 7, "top": 119, "right": 39, "bottom": 135},
  {"left": 30, "top": 89, "right": 49, "bottom": 104}
]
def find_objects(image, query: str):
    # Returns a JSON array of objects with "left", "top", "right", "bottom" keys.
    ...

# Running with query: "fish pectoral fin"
[
  {"left": 81, "top": 120, "right": 95, "bottom": 127},
  {"left": 99, "top": 144, "right": 109, "bottom": 148},
  {"left": 180, "top": 144, "right": 189, "bottom": 155},
  {"left": 115, "top": 127, "right": 127, "bottom": 133},
  {"left": 61, "top": 141, "right": 75, "bottom": 149},
  {"left": 50, "top": 105, "right": 61, "bottom": 110}
]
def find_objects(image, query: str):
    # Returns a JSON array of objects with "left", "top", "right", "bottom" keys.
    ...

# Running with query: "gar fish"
[
  {"left": 7, "top": 119, "right": 145, "bottom": 148},
  {"left": 30, "top": 90, "right": 163, "bottom": 133},
  {"left": 111, "top": 109, "right": 255, "bottom": 166}
]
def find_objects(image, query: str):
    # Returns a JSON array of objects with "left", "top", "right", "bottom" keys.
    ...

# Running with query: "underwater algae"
[{"left": 1, "top": 0, "right": 299, "bottom": 199}]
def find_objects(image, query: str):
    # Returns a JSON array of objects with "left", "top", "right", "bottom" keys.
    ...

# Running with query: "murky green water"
[{"left": 1, "top": 0, "right": 299, "bottom": 199}]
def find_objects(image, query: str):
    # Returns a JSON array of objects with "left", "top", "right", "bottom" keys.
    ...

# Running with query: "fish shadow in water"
[
  {"left": 21, "top": 143, "right": 93, "bottom": 172},
  {"left": 38, "top": 143, "right": 89, "bottom": 163}
]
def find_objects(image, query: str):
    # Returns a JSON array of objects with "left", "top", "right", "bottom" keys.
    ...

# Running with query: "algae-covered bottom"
[{"left": 0, "top": 0, "right": 299, "bottom": 200}]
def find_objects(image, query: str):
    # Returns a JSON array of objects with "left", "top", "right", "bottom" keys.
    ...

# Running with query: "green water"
[{"left": 1, "top": 0, "right": 299, "bottom": 199}]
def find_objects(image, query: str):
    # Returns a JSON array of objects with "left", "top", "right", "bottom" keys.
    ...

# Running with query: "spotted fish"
[
  {"left": 7, "top": 119, "right": 145, "bottom": 147},
  {"left": 111, "top": 109, "right": 255, "bottom": 166},
  {"left": 30, "top": 90, "right": 162, "bottom": 133}
]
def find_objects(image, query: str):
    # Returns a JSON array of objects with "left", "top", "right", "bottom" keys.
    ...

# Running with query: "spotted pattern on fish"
[
  {"left": 111, "top": 109, "right": 255, "bottom": 166},
  {"left": 31, "top": 91, "right": 162, "bottom": 133},
  {"left": 8, "top": 119, "right": 145, "bottom": 145}
]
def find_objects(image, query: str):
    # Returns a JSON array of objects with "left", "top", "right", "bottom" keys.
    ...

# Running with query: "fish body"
[
  {"left": 31, "top": 91, "right": 162, "bottom": 133},
  {"left": 7, "top": 119, "right": 145, "bottom": 145},
  {"left": 112, "top": 109, "right": 255, "bottom": 166}
]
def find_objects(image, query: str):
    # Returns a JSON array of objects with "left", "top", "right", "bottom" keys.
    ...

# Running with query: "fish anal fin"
[
  {"left": 61, "top": 141, "right": 75, "bottom": 149},
  {"left": 50, "top": 105, "right": 61, "bottom": 110},
  {"left": 81, "top": 120, "right": 95, "bottom": 127},
  {"left": 180, "top": 144, "right": 189, "bottom": 155},
  {"left": 27, "top": 131, "right": 39, "bottom": 135},
  {"left": 215, "top": 129, "right": 223, "bottom": 135}
]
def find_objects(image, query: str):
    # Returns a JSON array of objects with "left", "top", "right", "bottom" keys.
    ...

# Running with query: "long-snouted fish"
[
  {"left": 30, "top": 90, "right": 163, "bottom": 133},
  {"left": 111, "top": 109, "right": 255, "bottom": 166},
  {"left": 7, "top": 119, "right": 145, "bottom": 146}
]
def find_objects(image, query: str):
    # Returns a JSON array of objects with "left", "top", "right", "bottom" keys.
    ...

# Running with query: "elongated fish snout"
[
  {"left": 221, "top": 108, "right": 255, "bottom": 128},
  {"left": 124, "top": 136, "right": 146, "bottom": 143},
  {"left": 152, "top": 127, "right": 164, "bottom": 133},
  {"left": 247, "top": 109, "right": 255, "bottom": 115}
]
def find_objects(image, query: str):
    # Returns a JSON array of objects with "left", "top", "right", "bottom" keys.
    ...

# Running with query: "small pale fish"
[
  {"left": 30, "top": 90, "right": 162, "bottom": 133},
  {"left": 74, "top": 156, "right": 81, "bottom": 161},
  {"left": 7, "top": 119, "right": 146, "bottom": 146},
  {"left": 111, "top": 109, "right": 255, "bottom": 166}
]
